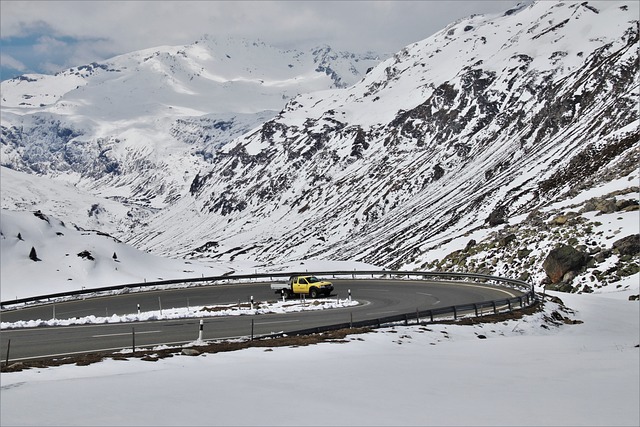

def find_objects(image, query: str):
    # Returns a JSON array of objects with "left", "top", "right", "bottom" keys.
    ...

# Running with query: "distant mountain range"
[
  {"left": 2, "top": 1, "right": 638, "bottom": 296},
  {"left": 1, "top": 36, "right": 383, "bottom": 230}
]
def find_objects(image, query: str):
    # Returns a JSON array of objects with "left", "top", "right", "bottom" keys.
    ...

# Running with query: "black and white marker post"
[{"left": 198, "top": 319, "right": 204, "bottom": 341}]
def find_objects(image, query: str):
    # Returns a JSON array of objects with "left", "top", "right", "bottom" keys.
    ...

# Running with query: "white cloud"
[
  {"left": 0, "top": 53, "right": 27, "bottom": 71},
  {"left": 2, "top": 1, "right": 522, "bottom": 57}
]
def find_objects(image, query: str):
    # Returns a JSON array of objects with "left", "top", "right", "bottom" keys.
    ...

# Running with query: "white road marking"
[
  {"left": 417, "top": 292, "right": 441, "bottom": 304},
  {"left": 93, "top": 330, "right": 162, "bottom": 338},
  {"left": 254, "top": 320, "right": 300, "bottom": 325}
]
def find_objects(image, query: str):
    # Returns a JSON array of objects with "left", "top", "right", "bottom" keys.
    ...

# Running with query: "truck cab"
[{"left": 290, "top": 275, "right": 334, "bottom": 298}]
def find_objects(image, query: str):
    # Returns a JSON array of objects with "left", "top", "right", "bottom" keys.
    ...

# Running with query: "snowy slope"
[
  {"left": 0, "top": 209, "right": 233, "bottom": 300},
  {"left": 1, "top": 290, "right": 638, "bottom": 426}
]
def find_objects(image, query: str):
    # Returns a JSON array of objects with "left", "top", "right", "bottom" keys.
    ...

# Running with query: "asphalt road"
[{"left": 0, "top": 279, "right": 524, "bottom": 362}]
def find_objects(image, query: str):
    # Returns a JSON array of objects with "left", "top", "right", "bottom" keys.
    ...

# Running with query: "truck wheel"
[{"left": 309, "top": 288, "right": 318, "bottom": 299}]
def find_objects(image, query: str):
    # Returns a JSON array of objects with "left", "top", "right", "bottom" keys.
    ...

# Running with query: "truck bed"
[{"left": 270, "top": 283, "right": 289, "bottom": 291}]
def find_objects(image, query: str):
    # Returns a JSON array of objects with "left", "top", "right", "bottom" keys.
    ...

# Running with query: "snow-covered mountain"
[
  {"left": 1, "top": 1, "right": 638, "bottom": 297},
  {"left": 1, "top": 36, "right": 383, "bottom": 235},
  {"left": 129, "top": 2, "right": 638, "bottom": 265}
]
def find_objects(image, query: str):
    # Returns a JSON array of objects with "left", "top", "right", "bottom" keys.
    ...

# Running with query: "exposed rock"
[
  {"left": 499, "top": 233, "right": 516, "bottom": 246},
  {"left": 181, "top": 348, "right": 201, "bottom": 356},
  {"left": 581, "top": 199, "right": 598, "bottom": 212},
  {"left": 487, "top": 206, "right": 508, "bottom": 227},
  {"left": 8, "top": 362, "right": 25, "bottom": 371},
  {"left": 612, "top": 234, "right": 640, "bottom": 256},
  {"left": 594, "top": 249, "right": 612, "bottom": 263},
  {"left": 77, "top": 250, "right": 95, "bottom": 261},
  {"left": 595, "top": 198, "right": 617, "bottom": 214},
  {"left": 616, "top": 199, "right": 639, "bottom": 211},
  {"left": 542, "top": 244, "right": 590, "bottom": 283},
  {"left": 465, "top": 239, "right": 477, "bottom": 251}
]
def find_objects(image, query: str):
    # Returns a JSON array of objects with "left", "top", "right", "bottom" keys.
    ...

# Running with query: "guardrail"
[
  {"left": 264, "top": 292, "right": 538, "bottom": 340},
  {"left": 1, "top": 270, "right": 535, "bottom": 309}
]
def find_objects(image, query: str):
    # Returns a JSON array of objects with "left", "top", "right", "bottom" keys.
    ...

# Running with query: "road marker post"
[
  {"left": 4, "top": 339, "right": 10, "bottom": 369},
  {"left": 198, "top": 319, "right": 204, "bottom": 341},
  {"left": 137, "top": 304, "right": 141, "bottom": 315}
]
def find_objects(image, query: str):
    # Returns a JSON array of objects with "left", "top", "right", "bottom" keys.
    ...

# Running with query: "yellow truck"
[{"left": 271, "top": 275, "right": 334, "bottom": 299}]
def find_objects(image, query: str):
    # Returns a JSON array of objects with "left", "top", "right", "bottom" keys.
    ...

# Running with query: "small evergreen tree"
[{"left": 29, "top": 246, "right": 40, "bottom": 262}]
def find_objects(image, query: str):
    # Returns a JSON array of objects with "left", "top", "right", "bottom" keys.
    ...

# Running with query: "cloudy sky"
[{"left": 1, "top": 0, "right": 523, "bottom": 80}]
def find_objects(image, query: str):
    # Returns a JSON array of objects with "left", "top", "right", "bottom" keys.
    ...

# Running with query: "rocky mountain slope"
[
  {"left": 125, "top": 1, "right": 638, "bottom": 288},
  {"left": 2, "top": 1, "right": 638, "bottom": 296},
  {"left": 1, "top": 37, "right": 382, "bottom": 234}
]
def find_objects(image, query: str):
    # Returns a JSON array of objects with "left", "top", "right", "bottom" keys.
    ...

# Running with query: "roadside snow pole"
[
  {"left": 198, "top": 319, "right": 204, "bottom": 341},
  {"left": 5, "top": 339, "right": 10, "bottom": 368},
  {"left": 187, "top": 298, "right": 190, "bottom": 312},
  {"left": 348, "top": 289, "right": 352, "bottom": 302},
  {"left": 250, "top": 296, "right": 254, "bottom": 311},
  {"left": 281, "top": 289, "right": 286, "bottom": 302},
  {"left": 158, "top": 297, "right": 163, "bottom": 315},
  {"left": 52, "top": 304, "right": 56, "bottom": 320},
  {"left": 137, "top": 304, "right": 141, "bottom": 315}
]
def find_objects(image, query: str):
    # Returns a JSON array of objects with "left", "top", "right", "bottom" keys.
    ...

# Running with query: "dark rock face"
[
  {"left": 487, "top": 206, "right": 508, "bottom": 227},
  {"left": 612, "top": 234, "right": 640, "bottom": 256},
  {"left": 543, "top": 245, "right": 589, "bottom": 283}
]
